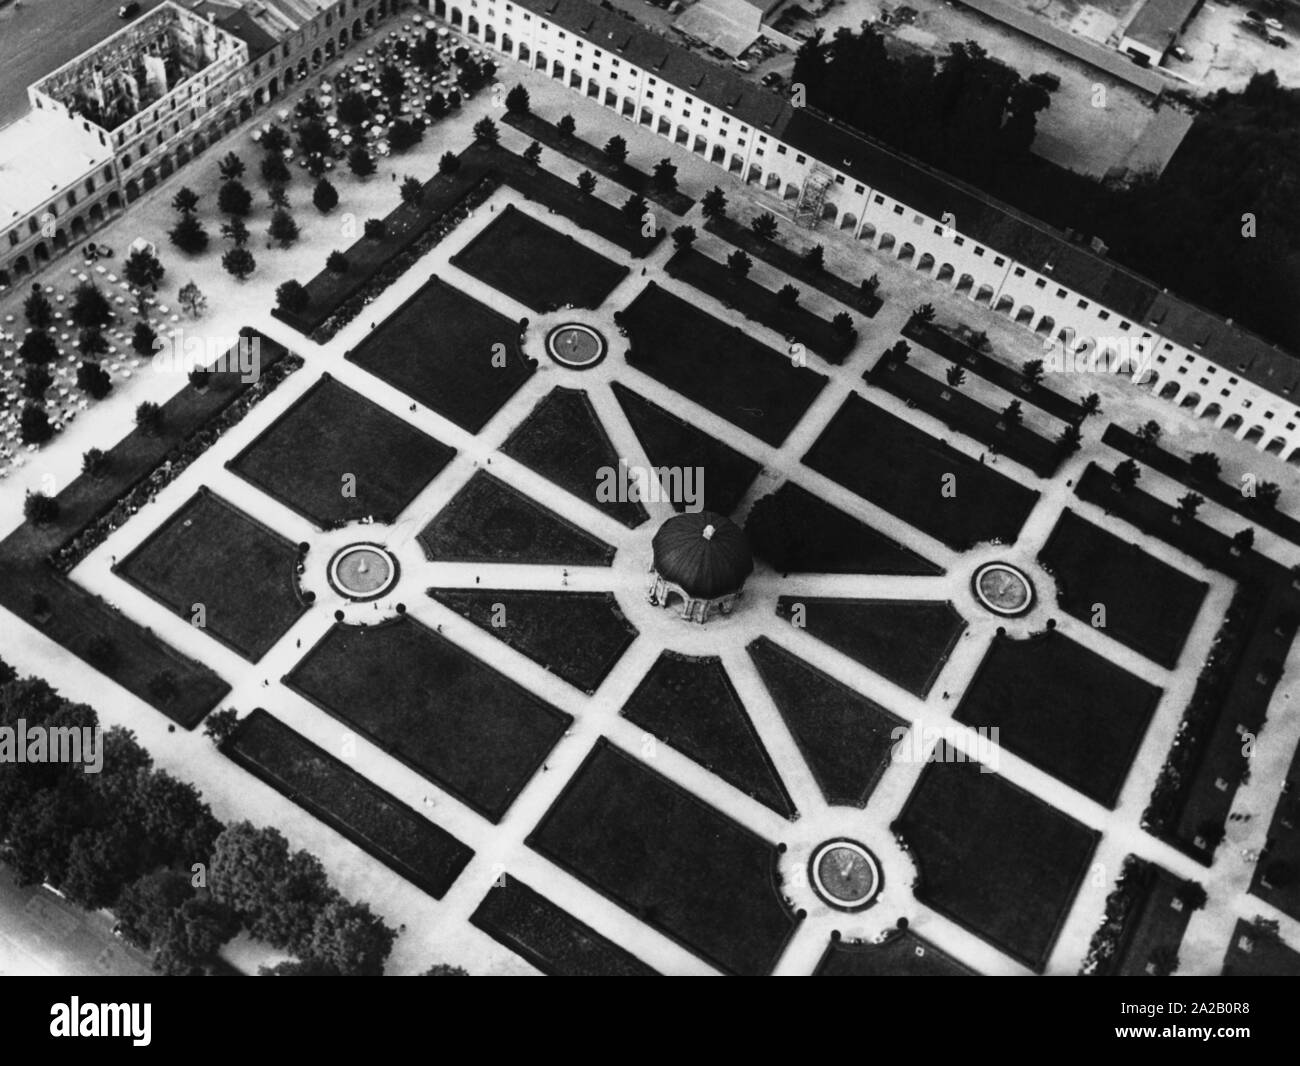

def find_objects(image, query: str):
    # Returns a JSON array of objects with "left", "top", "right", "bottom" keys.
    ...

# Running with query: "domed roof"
[{"left": 652, "top": 511, "right": 753, "bottom": 599}]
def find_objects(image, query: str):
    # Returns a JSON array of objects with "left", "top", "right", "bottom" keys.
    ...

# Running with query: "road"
[
  {"left": 0, "top": 0, "right": 171, "bottom": 130},
  {"left": 0, "top": 867, "right": 154, "bottom": 976}
]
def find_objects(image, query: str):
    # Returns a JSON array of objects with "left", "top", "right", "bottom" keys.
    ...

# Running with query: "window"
[
  {"left": 703, "top": 105, "right": 711, "bottom": 114},
  {"left": 646, "top": 90, "right": 654, "bottom": 99},
  {"left": 835, "top": 175, "right": 845, "bottom": 185},
  {"left": 1034, "top": 278, "right": 1046, "bottom": 289},
  {"left": 754, "top": 147, "right": 763, "bottom": 156},
  {"left": 7, "top": 231, "right": 17, "bottom": 248},
  {"left": 1221, "top": 388, "right": 1231, "bottom": 397},
  {"left": 954, "top": 236, "right": 964, "bottom": 246},
  {"left": 1157, "top": 355, "right": 1167, "bottom": 364},
  {"left": 737, "top": 138, "right": 745, "bottom": 147},
  {"left": 795, "top": 153, "right": 805, "bottom": 164},
  {"left": 892, "top": 205, "right": 904, "bottom": 215},
  {"left": 1119, "top": 321, "right": 1131, "bottom": 331},
  {"left": 933, "top": 225, "right": 945, "bottom": 236},
  {"left": 1229, "top": 376, "right": 1239, "bottom": 385},
  {"left": 974, "top": 247, "right": 985, "bottom": 258},
  {"left": 648, "top": 76, "right": 655, "bottom": 85},
  {"left": 721, "top": 116, "right": 730, "bottom": 125},
  {"left": 611, "top": 58, "right": 619, "bottom": 67},
  {"left": 558, "top": 30, "right": 566, "bottom": 38},
  {"left": 1055, "top": 288, "right": 1066, "bottom": 298},
  {"left": 874, "top": 194, "right": 885, "bottom": 205},
  {"left": 1077, "top": 299, "right": 1089, "bottom": 309},
  {"left": 912, "top": 213, "right": 922, "bottom": 224},
  {"left": 994, "top": 256, "right": 1005, "bottom": 267},
  {"left": 700, "top": 119, "right": 708, "bottom": 128},
  {"left": 1098, "top": 310, "right": 1110, "bottom": 321},
  {"left": 776, "top": 145, "right": 787, "bottom": 155},
  {"left": 1014, "top": 267, "right": 1025, "bottom": 277}
]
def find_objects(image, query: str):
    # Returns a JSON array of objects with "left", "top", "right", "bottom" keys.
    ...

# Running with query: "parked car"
[
  {"left": 1246, "top": 9, "right": 1264, "bottom": 21},
  {"left": 1268, "top": 33, "right": 1289, "bottom": 46},
  {"left": 117, "top": 1, "right": 140, "bottom": 16},
  {"left": 1170, "top": 45, "right": 1191, "bottom": 61},
  {"left": 761, "top": 71, "right": 785, "bottom": 88},
  {"left": 1028, "top": 71, "right": 1061, "bottom": 90},
  {"left": 1265, "top": 16, "right": 1283, "bottom": 30},
  {"left": 731, "top": 59, "right": 752, "bottom": 72}
]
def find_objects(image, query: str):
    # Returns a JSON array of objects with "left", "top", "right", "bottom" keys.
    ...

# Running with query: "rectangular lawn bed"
[
  {"left": 1038, "top": 505, "right": 1207, "bottom": 669},
  {"left": 803, "top": 392, "right": 1039, "bottom": 550},
  {"left": 285, "top": 616, "right": 571, "bottom": 823},
  {"left": 346, "top": 274, "right": 534, "bottom": 434},
  {"left": 224, "top": 709, "right": 474, "bottom": 898},
  {"left": 815, "top": 930, "right": 977, "bottom": 976},
  {"left": 896, "top": 754, "right": 1100, "bottom": 972},
  {"left": 665, "top": 247, "right": 855, "bottom": 364},
  {"left": 620, "top": 282, "right": 827, "bottom": 447},
  {"left": 526, "top": 738, "right": 800, "bottom": 975},
  {"left": 115, "top": 488, "right": 308, "bottom": 662},
  {"left": 471, "top": 876, "right": 658, "bottom": 976},
  {"left": 450, "top": 203, "right": 629, "bottom": 312}
]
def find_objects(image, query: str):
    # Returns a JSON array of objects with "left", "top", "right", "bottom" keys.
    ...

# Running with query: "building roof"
[
  {"left": 0, "top": 110, "right": 113, "bottom": 226},
  {"left": 652, "top": 511, "right": 753, "bottom": 598},
  {"left": 1122, "top": 0, "right": 1201, "bottom": 51},
  {"left": 513, "top": 0, "right": 1299, "bottom": 396},
  {"left": 185, "top": 0, "right": 322, "bottom": 59}
]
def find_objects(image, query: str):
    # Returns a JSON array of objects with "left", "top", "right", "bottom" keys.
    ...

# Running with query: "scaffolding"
[{"left": 794, "top": 166, "right": 833, "bottom": 228}]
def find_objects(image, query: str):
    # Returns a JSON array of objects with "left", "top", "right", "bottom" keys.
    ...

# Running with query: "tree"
[
  {"left": 652, "top": 158, "right": 677, "bottom": 193},
  {"left": 886, "top": 340, "right": 910, "bottom": 365},
  {"left": 169, "top": 214, "right": 209, "bottom": 255},
  {"left": 671, "top": 225, "right": 697, "bottom": 251},
  {"left": 778, "top": 283, "right": 800, "bottom": 309},
  {"left": 326, "top": 251, "right": 349, "bottom": 275},
  {"left": 221, "top": 217, "right": 250, "bottom": 247},
  {"left": 832, "top": 311, "right": 855, "bottom": 337},
  {"left": 222, "top": 247, "right": 256, "bottom": 281},
  {"left": 861, "top": 274, "right": 881, "bottom": 297},
  {"left": 803, "top": 244, "right": 825, "bottom": 271},
  {"left": 268, "top": 183, "right": 290, "bottom": 210},
  {"left": 348, "top": 147, "right": 376, "bottom": 178},
  {"left": 177, "top": 281, "right": 206, "bottom": 317},
  {"left": 307, "top": 897, "right": 396, "bottom": 976},
  {"left": 1022, "top": 358, "right": 1045, "bottom": 385},
  {"left": 217, "top": 152, "right": 245, "bottom": 181},
  {"left": 124, "top": 246, "right": 165, "bottom": 290},
  {"left": 171, "top": 186, "right": 200, "bottom": 216},
  {"left": 70, "top": 282, "right": 112, "bottom": 329},
  {"left": 76, "top": 361, "right": 112, "bottom": 399},
  {"left": 23, "top": 286, "right": 53, "bottom": 330},
  {"left": 557, "top": 113, "right": 576, "bottom": 139},
  {"left": 378, "top": 62, "right": 406, "bottom": 102},
  {"left": 268, "top": 209, "right": 300, "bottom": 249},
  {"left": 135, "top": 401, "right": 164, "bottom": 436},
  {"left": 522, "top": 140, "right": 542, "bottom": 167},
  {"left": 20, "top": 404, "right": 52, "bottom": 445},
  {"left": 276, "top": 280, "right": 310, "bottom": 314},
  {"left": 701, "top": 186, "right": 727, "bottom": 220},
  {"left": 1255, "top": 481, "right": 1282, "bottom": 510},
  {"left": 82, "top": 448, "right": 109, "bottom": 478},
  {"left": 1148, "top": 945, "right": 1179, "bottom": 977},
  {"left": 751, "top": 211, "right": 779, "bottom": 240},
  {"left": 22, "top": 364, "right": 52, "bottom": 400},
  {"left": 261, "top": 124, "right": 290, "bottom": 155},
  {"left": 969, "top": 330, "right": 989, "bottom": 350},
  {"left": 909, "top": 302, "right": 936, "bottom": 326},
  {"left": 79, "top": 327, "right": 108, "bottom": 359},
  {"left": 260, "top": 152, "right": 291, "bottom": 186},
  {"left": 945, "top": 365, "right": 965, "bottom": 389},
  {"left": 726, "top": 249, "right": 752, "bottom": 280},
  {"left": 472, "top": 118, "right": 499, "bottom": 146},
  {"left": 424, "top": 964, "right": 469, "bottom": 976},
  {"left": 19, "top": 330, "right": 58, "bottom": 366},
  {"left": 310, "top": 178, "right": 339, "bottom": 215},
  {"left": 364, "top": 218, "right": 387, "bottom": 240},
  {"left": 621, "top": 193, "right": 649, "bottom": 227},
  {"left": 400, "top": 176, "right": 423, "bottom": 206},
  {"left": 1177, "top": 492, "right": 1203, "bottom": 520},
  {"left": 24, "top": 491, "right": 59, "bottom": 525},
  {"left": 1002, "top": 399, "right": 1023, "bottom": 427},
  {"left": 86, "top": 634, "right": 116, "bottom": 669},
  {"left": 1114, "top": 458, "right": 1141, "bottom": 491},
  {"left": 1081, "top": 392, "right": 1102, "bottom": 417},
  {"left": 387, "top": 118, "right": 421, "bottom": 153},
  {"left": 438, "top": 151, "right": 460, "bottom": 176},
  {"left": 298, "top": 120, "right": 332, "bottom": 159},
  {"left": 505, "top": 84, "right": 530, "bottom": 114},
  {"left": 603, "top": 135, "right": 628, "bottom": 165},
  {"left": 1137, "top": 419, "right": 1162, "bottom": 448},
  {"left": 132, "top": 321, "right": 158, "bottom": 357},
  {"left": 425, "top": 91, "right": 448, "bottom": 119},
  {"left": 577, "top": 170, "right": 597, "bottom": 197},
  {"left": 1189, "top": 451, "right": 1222, "bottom": 482},
  {"left": 338, "top": 91, "right": 370, "bottom": 127},
  {"left": 1232, "top": 527, "right": 1255, "bottom": 552},
  {"left": 203, "top": 708, "right": 241, "bottom": 747},
  {"left": 217, "top": 179, "right": 253, "bottom": 218}
]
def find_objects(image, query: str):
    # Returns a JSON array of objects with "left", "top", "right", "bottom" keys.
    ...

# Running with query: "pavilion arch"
[
  {"left": 312, "top": 47, "right": 323, "bottom": 67},
  {"left": 1179, "top": 391, "right": 1201, "bottom": 409},
  {"left": 449, "top": 6, "right": 462, "bottom": 26},
  {"left": 89, "top": 202, "right": 105, "bottom": 223},
  {"left": 820, "top": 201, "right": 838, "bottom": 223},
  {"left": 994, "top": 294, "right": 1014, "bottom": 314},
  {"left": 340, "top": 29, "right": 349, "bottom": 48},
  {"left": 765, "top": 173, "right": 781, "bottom": 192},
  {"left": 71, "top": 216, "right": 87, "bottom": 238},
  {"left": 1158, "top": 380, "right": 1181, "bottom": 401},
  {"left": 0, "top": 269, "right": 8, "bottom": 288},
  {"left": 158, "top": 155, "right": 174, "bottom": 179},
  {"left": 569, "top": 70, "right": 582, "bottom": 90},
  {"left": 125, "top": 180, "right": 141, "bottom": 202},
  {"left": 606, "top": 89, "right": 619, "bottom": 109},
  {"left": 1222, "top": 413, "right": 1244, "bottom": 433},
  {"left": 1199, "top": 402, "right": 1221, "bottom": 421},
  {"left": 297, "top": 57, "right": 309, "bottom": 77},
  {"left": 710, "top": 144, "right": 726, "bottom": 165},
  {"left": 143, "top": 167, "right": 158, "bottom": 190},
  {"left": 175, "top": 142, "right": 191, "bottom": 165},
  {"left": 1034, "top": 314, "right": 1055, "bottom": 336},
  {"left": 935, "top": 262, "right": 955, "bottom": 283},
  {"left": 466, "top": 17, "right": 479, "bottom": 37},
  {"left": 692, "top": 135, "right": 708, "bottom": 155},
  {"left": 53, "top": 228, "right": 68, "bottom": 250},
  {"left": 915, "top": 252, "right": 935, "bottom": 274},
  {"left": 974, "top": 283, "right": 994, "bottom": 305},
  {"left": 484, "top": 24, "right": 496, "bottom": 45},
  {"left": 518, "top": 42, "right": 530, "bottom": 61},
  {"left": 534, "top": 51, "right": 547, "bottom": 70},
  {"left": 354, "top": 16, "right": 364, "bottom": 34},
  {"left": 325, "top": 39, "right": 336, "bottom": 60},
  {"left": 587, "top": 79, "right": 600, "bottom": 99},
  {"left": 33, "top": 242, "right": 49, "bottom": 264},
  {"left": 840, "top": 212, "right": 857, "bottom": 231},
  {"left": 552, "top": 60, "right": 565, "bottom": 81},
  {"left": 675, "top": 125, "right": 689, "bottom": 145},
  {"left": 878, "top": 232, "right": 896, "bottom": 252},
  {"left": 1242, "top": 425, "right": 1266, "bottom": 446},
  {"left": 1287, "top": 448, "right": 1300, "bottom": 467},
  {"left": 955, "top": 273, "right": 974, "bottom": 295},
  {"left": 897, "top": 241, "right": 915, "bottom": 263},
  {"left": 1014, "top": 304, "right": 1035, "bottom": 325},
  {"left": 657, "top": 116, "right": 672, "bottom": 136},
  {"left": 12, "top": 255, "right": 30, "bottom": 276},
  {"left": 1266, "top": 435, "right": 1288, "bottom": 455},
  {"left": 859, "top": 221, "right": 876, "bottom": 242},
  {"left": 783, "top": 182, "right": 799, "bottom": 201},
  {"left": 502, "top": 32, "right": 513, "bottom": 53},
  {"left": 433, "top": 0, "right": 444, "bottom": 15},
  {"left": 747, "top": 163, "right": 762, "bottom": 183}
]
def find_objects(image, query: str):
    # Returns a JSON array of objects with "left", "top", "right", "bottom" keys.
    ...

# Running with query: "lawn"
[
  {"left": 430, "top": 589, "right": 638, "bottom": 695},
  {"left": 227, "top": 375, "right": 455, "bottom": 528},
  {"left": 814, "top": 931, "right": 978, "bottom": 976},
  {"left": 1037, "top": 508, "right": 1207, "bottom": 669},
  {"left": 611, "top": 383, "right": 762, "bottom": 518},
  {"left": 745, "top": 482, "right": 943, "bottom": 575},
  {"left": 619, "top": 283, "right": 828, "bottom": 447},
  {"left": 501, "top": 387, "right": 649, "bottom": 528},
  {"left": 450, "top": 203, "right": 629, "bottom": 312},
  {"left": 803, "top": 393, "right": 1039, "bottom": 551},
  {"left": 895, "top": 754, "right": 1100, "bottom": 972},
  {"left": 470, "top": 875, "right": 658, "bottom": 976},
  {"left": 346, "top": 274, "right": 535, "bottom": 434},
  {"left": 115, "top": 489, "right": 307, "bottom": 662},
  {"left": 224, "top": 709, "right": 474, "bottom": 898},
  {"left": 1221, "top": 919, "right": 1300, "bottom": 976},
  {"left": 747, "top": 636, "right": 905, "bottom": 807},
  {"left": 285, "top": 617, "right": 571, "bottom": 823},
  {"left": 775, "top": 597, "right": 966, "bottom": 698},
  {"left": 526, "top": 738, "right": 800, "bottom": 976},
  {"left": 621, "top": 651, "right": 795, "bottom": 818},
  {"left": 418, "top": 470, "right": 615, "bottom": 566},
  {"left": 954, "top": 630, "right": 1162, "bottom": 808}
]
